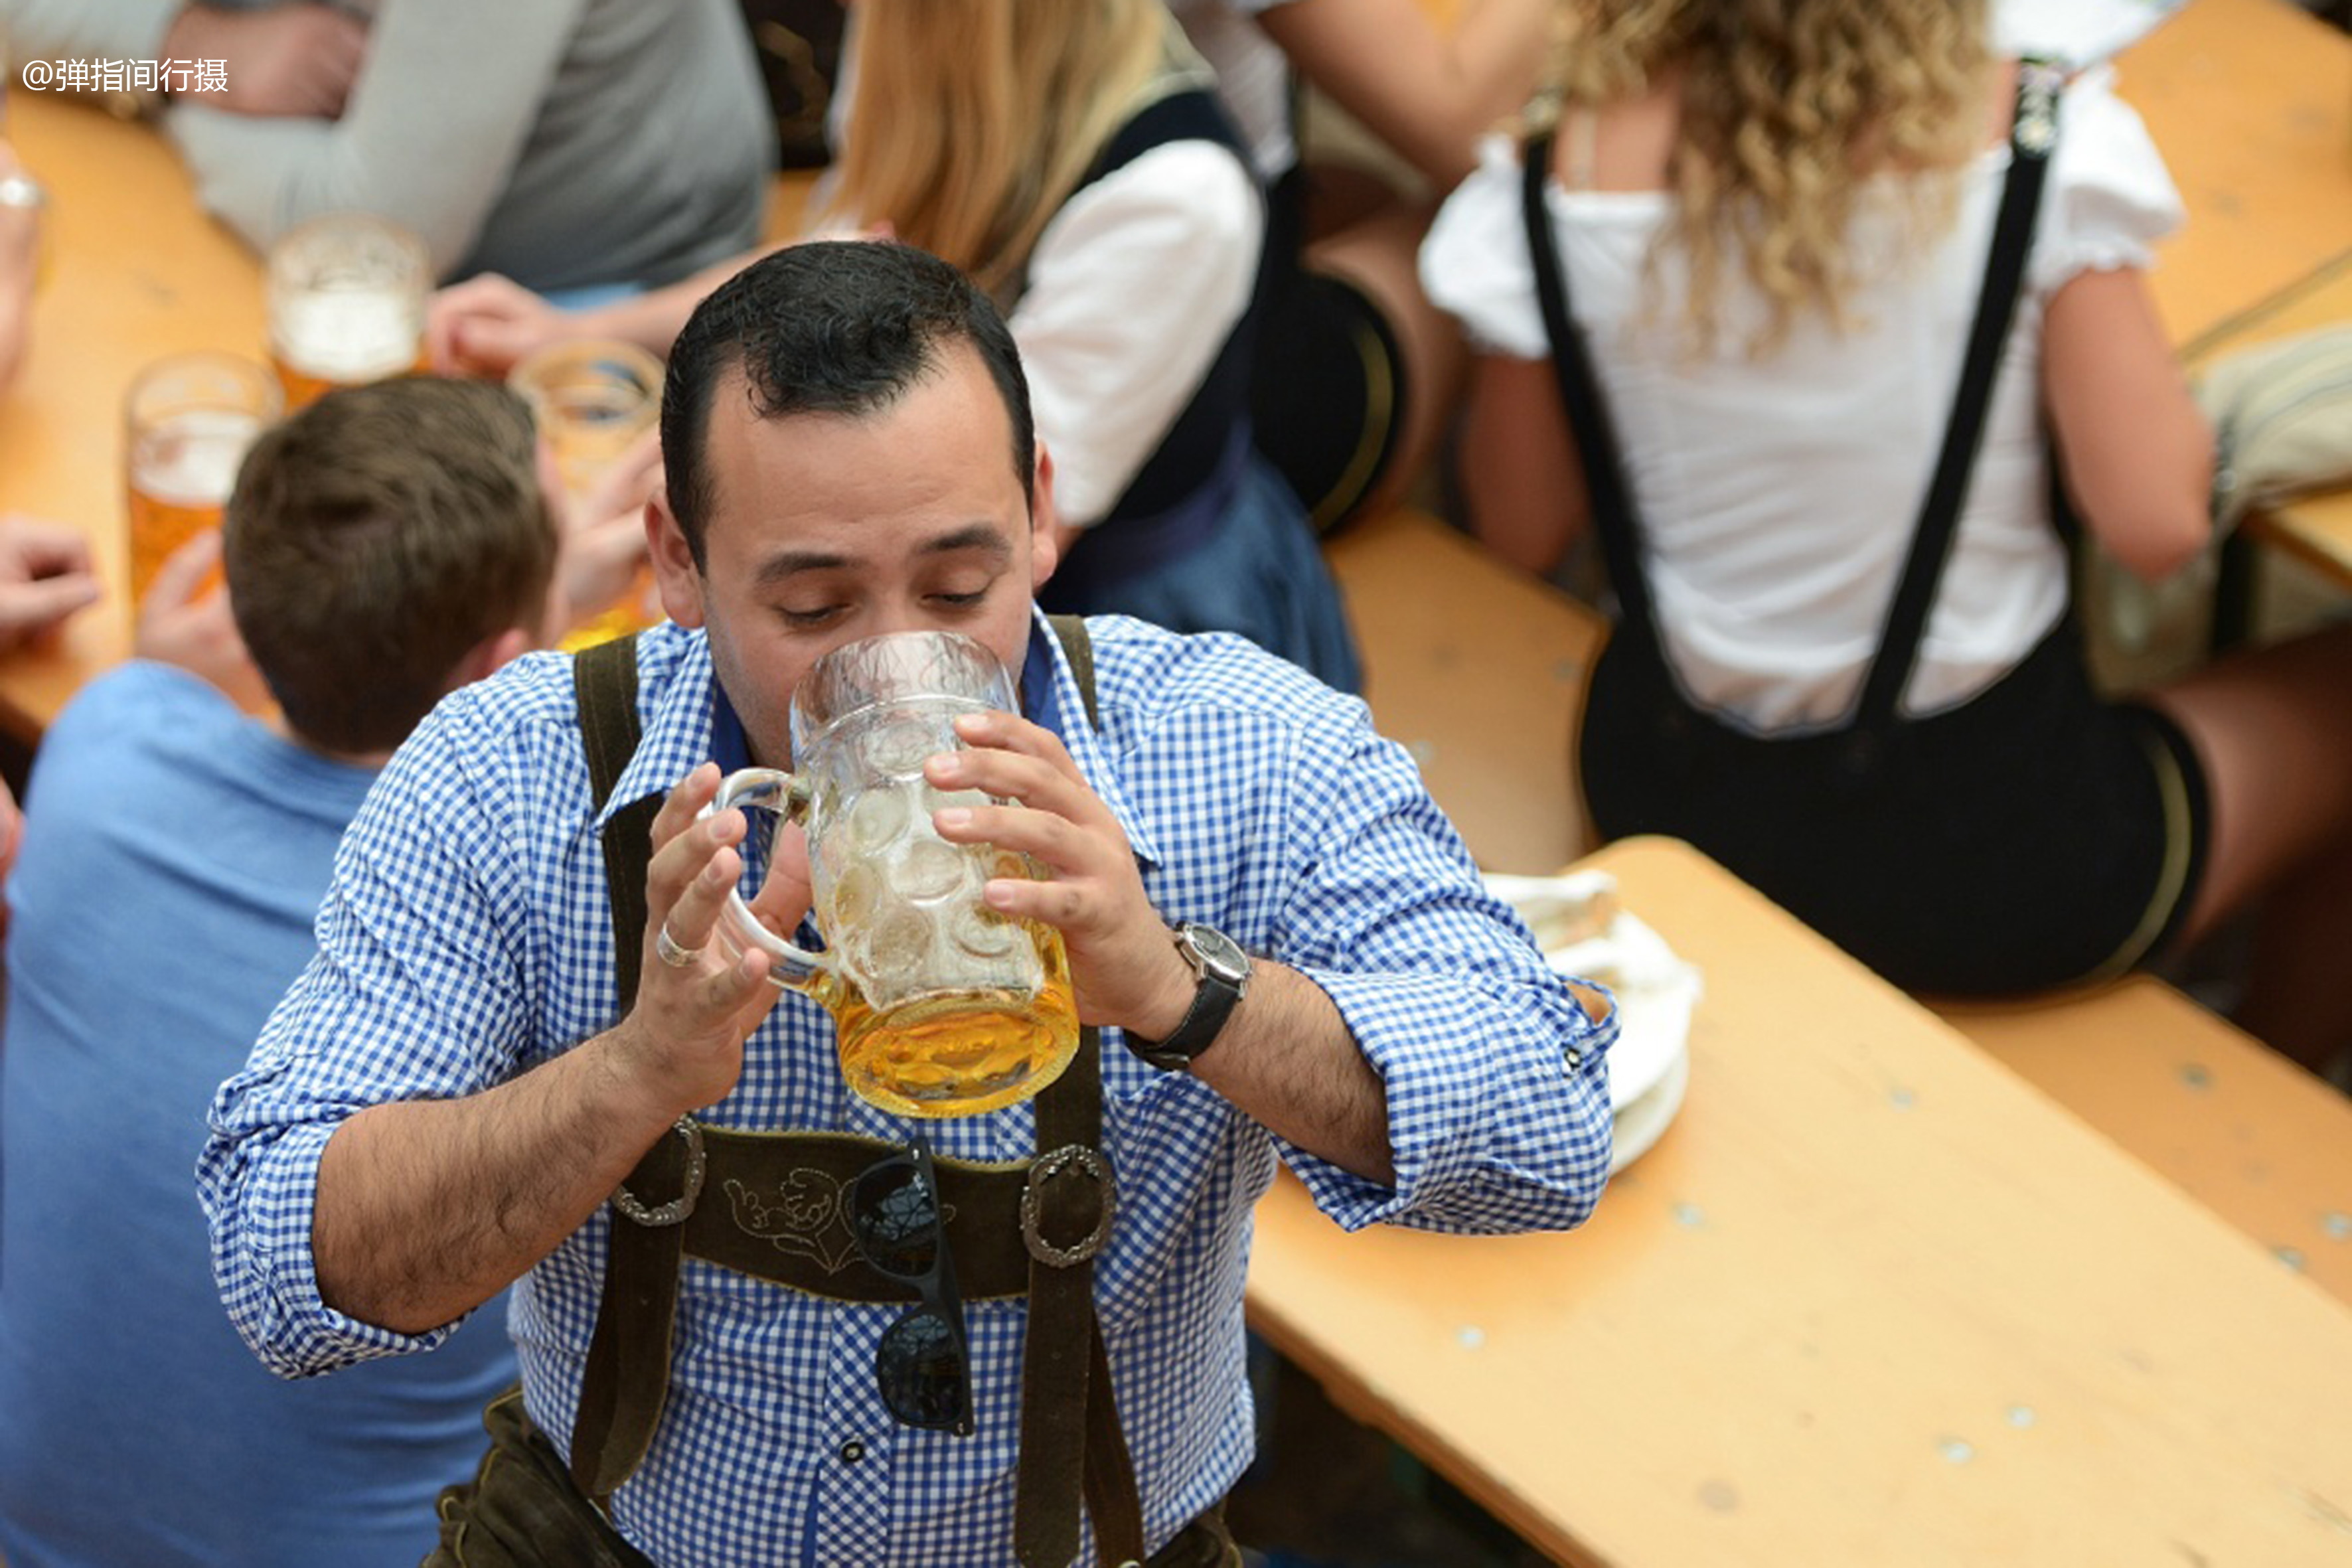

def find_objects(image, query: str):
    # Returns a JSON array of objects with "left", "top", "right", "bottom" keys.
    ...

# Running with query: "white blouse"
[{"left": 1420, "top": 68, "right": 2181, "bottom": 731}]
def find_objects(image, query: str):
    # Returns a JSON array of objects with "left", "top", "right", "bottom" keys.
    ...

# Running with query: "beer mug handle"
[{"left": 698, "top": 766, "right": 834, "bottom": 988}]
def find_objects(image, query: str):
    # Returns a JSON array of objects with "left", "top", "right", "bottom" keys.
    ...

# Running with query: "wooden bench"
[
  {"left": 1934, "top": 977, "right": 2352, "bottom": 1307},
  {"left": 1325, "top": 506, "right": 1607, "bottom": 874}
]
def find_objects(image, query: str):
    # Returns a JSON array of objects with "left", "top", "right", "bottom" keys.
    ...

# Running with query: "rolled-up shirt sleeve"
[
  {"left": 1277, "top": 712, "right": 1615, "bottom": 1231},
  {"left": 1119, "top": 649, "right": 1616, "bottom": 1235},
  {"left": 199, "top": 694, "right": 547, "bottom": 1377}
]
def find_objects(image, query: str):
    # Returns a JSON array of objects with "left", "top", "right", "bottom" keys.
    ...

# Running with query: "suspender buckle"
[
  {"left": 1020, "top": 1144, "right": 1115, "bottom": 1267},
  {"left": 611, "top": 1117, "right": 708, "bottom": 1227}
]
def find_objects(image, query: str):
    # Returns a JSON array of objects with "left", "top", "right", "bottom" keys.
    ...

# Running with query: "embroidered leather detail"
[
  {"left": 724, "top": 1166, "right": 964, "bottom": 1275},
  {"left": 725, "top": 1169, "right": 860, "bottom": 1274}
]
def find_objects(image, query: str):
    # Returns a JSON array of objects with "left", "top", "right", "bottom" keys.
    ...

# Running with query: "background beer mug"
[
  {"left": 265, "top": 211, "right": 430, "bottom": 411},
  {"left": 703, "top": 630, "right": 1079, "bottom": 1118},
  {"left": 122, "top": 352, "right": 280, "bottom": 603},
  {"left": 510, "top": 338, "right": 665, "bottom": 644}
]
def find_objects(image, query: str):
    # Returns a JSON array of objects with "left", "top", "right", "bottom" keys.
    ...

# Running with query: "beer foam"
[
  {"left": 130, "top": 410, "right": 265, "bottom": 506},
  {"left": 271, "top": 288, "right": 424, "bottom": 380}
]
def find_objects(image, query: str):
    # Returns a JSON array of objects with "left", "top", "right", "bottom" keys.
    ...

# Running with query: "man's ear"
[
  {"left": 1029, "top": 442, "right": 1061, "bottom": 589},
  {"left": 649, "top": 489, "right": 707, "bottom": 629}
]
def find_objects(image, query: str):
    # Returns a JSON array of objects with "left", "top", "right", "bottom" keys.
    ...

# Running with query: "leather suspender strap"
[
  {"left": 1519, "top": 63, "right": 2063, "bottom": 730},
  {"left": 1020, "top": 612, "right": 1142, "bottom": 1567},
  {"left": 569, "top": 635, "right": 683, "bottom": 1503}
]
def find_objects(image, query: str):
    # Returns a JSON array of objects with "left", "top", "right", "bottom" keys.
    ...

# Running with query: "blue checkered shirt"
[{"left": 200, "top": 611, "right": 1615, "bottom": 1567}]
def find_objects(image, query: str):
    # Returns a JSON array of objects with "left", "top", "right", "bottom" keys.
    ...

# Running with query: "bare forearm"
[
  {"left": 1268, "top": 0, "right": 1551, "bottom": 189},
  {"left": 311, "top": 1031, "right": 676, "bottom": 1334},
  {"left": 1184, "top": 965, "right": 1395, "bottom": 1185}
]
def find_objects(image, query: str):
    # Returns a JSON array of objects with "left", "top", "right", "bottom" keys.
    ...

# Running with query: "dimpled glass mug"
[{"left": 704, "top": 630, "right": 1079, "bottom": 1117}]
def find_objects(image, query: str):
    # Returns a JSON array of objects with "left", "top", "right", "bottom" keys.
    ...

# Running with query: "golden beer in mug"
[
  {"left": 266, "top": 212, "right": 430, "bottom": 410},
  {"left": 122, "top": 354, "right": 280, "bottom": 603},
  {"left": 704, "top": 631, "right": 1080, "bottom": 1118}
]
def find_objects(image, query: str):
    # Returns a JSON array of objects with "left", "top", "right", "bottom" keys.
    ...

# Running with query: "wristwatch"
[{"left": 1126, "top": 923, "right": 1251, "bottom": 1071}]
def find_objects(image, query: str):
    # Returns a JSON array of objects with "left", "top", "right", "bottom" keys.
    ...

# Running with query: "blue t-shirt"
[{"left": 0, "top": 663, "right": 516, "bottom": 1568}]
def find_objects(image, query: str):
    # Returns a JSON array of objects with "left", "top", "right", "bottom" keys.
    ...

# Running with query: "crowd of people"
[{"left": 0, "top": 1, "right": 2346, "bottom": 1565}]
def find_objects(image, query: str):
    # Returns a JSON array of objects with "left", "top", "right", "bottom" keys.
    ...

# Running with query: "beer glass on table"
[
  {"left": 703, "top": 631, "right": 1080, "bottom": 1118},
  {"left": 510, "top": 339, "right": 665, "bottom": 645},
  {"left": 122, "top": 353, "right": 279, "bottom": 603},
  {"left": 265, "top": 212, "right": 430, "bottom": 411}
]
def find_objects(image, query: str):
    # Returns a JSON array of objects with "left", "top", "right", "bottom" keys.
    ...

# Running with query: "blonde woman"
[
  {"left": 430, "top": 0, "right": 1358, "bottom": 690},
  {"left": 1421, "top": 0, "right": 2352, "bottom": 1070}
]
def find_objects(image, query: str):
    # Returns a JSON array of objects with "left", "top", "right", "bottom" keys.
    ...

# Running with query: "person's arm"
[
  {"left": 5, "top": 0, "right": 365, "bottom": 115},
  {"left": 2041, "top": 266, "right": 2211, "bottom": 584},
  {"left": 426, "top": 243, "right": 767, "bottom": 378},
  {"left": 1456, "top": 351, "right": 1589, "bottom": 576},
  {"left": 158, "top": 3, "right": 369, "bottom": 118},
  {"left": 925, "top": 706, "right": 1398, "bottom": 1181},
  {"left": 4, "top": 0, "right": 181, "bottom": 68},
  {"left": 308, "top": 763, "right": 798, "bottom": 1334},
  {"left": 164, "top": 0, "right": 584, "bottom": 277},
  {"left": 927, "top": 689, "right": 1614, "bottom": 1204},
  {"left": 1257, "top": 0, "right": 1553, "bottom": 190}
]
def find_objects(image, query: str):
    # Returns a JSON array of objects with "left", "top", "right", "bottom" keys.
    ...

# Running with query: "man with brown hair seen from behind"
[{"left": 0, "top": 377, "right": 566, "bottom": 1567}]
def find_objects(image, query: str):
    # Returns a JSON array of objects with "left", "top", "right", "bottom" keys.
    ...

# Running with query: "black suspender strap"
[
  {"left": 1518, "top": 118, "right": 1661, "bottom": 651},
  {"left": 1520, "top": 63, "right": 2064, "bottom": 729}
]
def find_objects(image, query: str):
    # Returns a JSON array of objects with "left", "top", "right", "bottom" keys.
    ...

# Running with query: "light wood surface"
[
  {"left": 1245, "top": 835, "right": 2352, "bottom": 1567},
  {"left": 1938, "top": 975, "right": 2352, "bottom": 1307},
  {"left": 1326, "top": 507, "right": 1606, "bottom": 874},
  {"left": 2114, "top": 0, "right": 2352, "bottom": 358},
  {"left": 0, "top": 95, "right": 268, "bottom": 745}
]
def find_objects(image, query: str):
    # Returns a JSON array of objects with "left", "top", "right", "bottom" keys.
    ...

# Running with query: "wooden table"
[
  {"left": 1245, "top": 835, "right": 2352, "bottom": 1567},
  {"left": 0, "top": 94, "right": 267, "bottom": 746},
  {"left": 2112, "top": 0, "right": 2352, "bottom": 359}
]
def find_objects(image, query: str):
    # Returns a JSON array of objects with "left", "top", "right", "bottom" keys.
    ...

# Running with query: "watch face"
[{"left": 1184, "top": 924, "right": 1250, "bottom": 985}]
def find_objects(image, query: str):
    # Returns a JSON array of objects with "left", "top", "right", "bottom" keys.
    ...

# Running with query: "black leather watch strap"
[{"left": 1127, "top": 923, "right": 1248, "bottom": 1071}]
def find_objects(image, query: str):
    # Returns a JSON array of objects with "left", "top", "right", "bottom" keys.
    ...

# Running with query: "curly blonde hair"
[
  {"left": 1545, "top": 0, "right": 1992, "bottom": 353},
  {"left": 819, "top": 0, "right": 1180, "bottom": 298}
]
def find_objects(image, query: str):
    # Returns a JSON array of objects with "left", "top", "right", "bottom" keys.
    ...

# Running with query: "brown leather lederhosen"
[{"left": 561, "top": 617, "right": 1231, "bottom": 1568}]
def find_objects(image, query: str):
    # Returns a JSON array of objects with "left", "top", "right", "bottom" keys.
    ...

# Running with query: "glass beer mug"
[
  {"left": 704, "top": 631, "right": 1079, "bottom": 1118},
  {"left": 265, "top": 211, "right": 431, "bottom": 411}
]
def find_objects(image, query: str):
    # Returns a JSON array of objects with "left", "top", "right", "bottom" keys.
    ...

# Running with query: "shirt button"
[{"left": 838, "top": 1439, "right": 866, "bottom": 1464}]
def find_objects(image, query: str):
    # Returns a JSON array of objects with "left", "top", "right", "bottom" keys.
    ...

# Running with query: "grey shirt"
[{"left": 5, "top": 0, "right": 775, "bottom": 290}]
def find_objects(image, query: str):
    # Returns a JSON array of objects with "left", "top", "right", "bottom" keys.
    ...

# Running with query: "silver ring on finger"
[{"left": 655, "top": 921, "right": 702, "bottom": 970}]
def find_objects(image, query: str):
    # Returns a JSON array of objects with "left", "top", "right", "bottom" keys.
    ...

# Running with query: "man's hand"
[
  {"left": 603, "top": 763, "right": 805, "bottom": 1119},
  {"left": 0, "top": 514, "right": 100, "bottom": 652},
  {"left": 921, "top": 710, "right": 1196, "bottom": 1038},
  {"left": 133, "top": 530, "right": 268, "bottom": 710},
  {"left": 427, "top": 272, "right": 572, "bottom": 378},
  {"left": 159, "top": 3, "right": 370, "bottom": 118}
]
